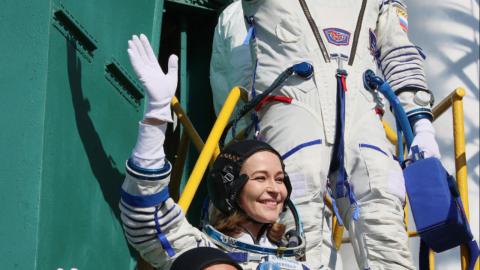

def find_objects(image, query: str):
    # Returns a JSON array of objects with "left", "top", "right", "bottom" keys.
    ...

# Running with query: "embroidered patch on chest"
[{"left": 323, "top": 28, "right": 351, "bottom": 46}]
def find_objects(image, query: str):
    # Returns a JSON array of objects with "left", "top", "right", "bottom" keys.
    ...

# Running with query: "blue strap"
[
  {"left": 346, "top": 182, "right": 360, "bottom": 221},
  {"left": 467, "top": 240, "right": 479, "bottom": 270},
  {"left": 251, "top": 60, "right": 261, "bottom": 136},
  {"left": 154, "top": 206, "right": 175, "bottom": 257},
  {"left": 330, "top": 70, "right": 348, "bottom": 198},
  {"left": 418, "top": 239, "right": 429, "bottom": 270},
  {"left": 328, "top": 69, "right": 360, "bottom": 221},
  {"left": 395, "top": 117, "right": 405, "bottom": 165},
  {"left": 237, "top": 16, "right": 262, "bottom": 139},
  {"left": 327, "top": 190, "right": 344, "bottom": 226},
  {"left": 243, "top": 17, "right": 256, "bottom": 45},
  {"left": 120, "top": 187, "right": 170, "bottom": 208}
]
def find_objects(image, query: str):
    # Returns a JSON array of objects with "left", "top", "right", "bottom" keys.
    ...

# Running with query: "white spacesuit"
[
  {"left": 210, "top": 1, "right": 440, "bottom": 269},
  {"left": 120, "top": 126, "right": 308, "bottom": 270}
]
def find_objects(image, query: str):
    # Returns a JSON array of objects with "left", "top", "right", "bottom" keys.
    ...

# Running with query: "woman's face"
[{"left": 238, "top": 151, "right": 288, "bottom": 224}]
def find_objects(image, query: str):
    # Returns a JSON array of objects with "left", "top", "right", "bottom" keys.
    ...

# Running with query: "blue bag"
[{"left": 404, "top": 154, "right": 473, "bottom": 252}]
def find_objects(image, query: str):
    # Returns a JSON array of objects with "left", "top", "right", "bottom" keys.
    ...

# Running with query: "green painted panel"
[
  {"left": 0, "top": 0, "right": 52, "bottom": 269},
  {"left": 36, "top": 1, "right": 165, "bottom": 269}
]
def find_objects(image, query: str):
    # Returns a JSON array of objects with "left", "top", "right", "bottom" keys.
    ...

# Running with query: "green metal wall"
[
  {"left": 1, "top": 0, "right": 165, "bottom": 269},
  {"left": 1, "top": 0, "right": 227, "bottom": 268},
  {"left": 0, "top": 1, "right": 52, "bottom": 269}
]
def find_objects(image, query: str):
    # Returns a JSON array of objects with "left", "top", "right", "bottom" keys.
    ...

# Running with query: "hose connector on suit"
[
  {"left": 362, "top": 69, "right": 414, "bottom": 149},
  {"left": 220, "top": 62, "right": 314, "bottom": 146}
]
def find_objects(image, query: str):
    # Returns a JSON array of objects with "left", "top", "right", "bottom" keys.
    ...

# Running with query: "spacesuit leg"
[
  {"left": 259, "top": 102, "right": 342, "bottom": 270},
  {"left": 338, "top": 112, "right": 415, "bottom": 270}
]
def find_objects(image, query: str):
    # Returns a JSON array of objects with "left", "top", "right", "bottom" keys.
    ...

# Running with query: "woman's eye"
[
  {"left": 275, "top": 177, "right": 284, "bottom": 183},
  {"left": 252, "top": 176, "right": 266, "bottom": 181}
]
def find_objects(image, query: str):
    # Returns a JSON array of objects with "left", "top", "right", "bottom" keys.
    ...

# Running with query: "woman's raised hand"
[{"left": 127, "top": 34, "right": 178, "bottom": 122}]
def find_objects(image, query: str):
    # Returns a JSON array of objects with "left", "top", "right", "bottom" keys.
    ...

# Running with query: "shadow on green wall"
[{"left": 66, "top": 38, "right": 137, "bottom": 257}]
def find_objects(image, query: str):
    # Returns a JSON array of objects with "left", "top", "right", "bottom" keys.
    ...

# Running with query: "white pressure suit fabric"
[
  {"left": 210, "top": 1, "right": 432, "bottom": 269},
  {"left": 120, "top": 123, "right": 310, "bottom": 270}
]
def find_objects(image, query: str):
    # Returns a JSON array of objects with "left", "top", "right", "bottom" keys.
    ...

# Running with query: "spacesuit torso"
[{"left": 239, "top": 0, "right": 429, "bottom": 144}]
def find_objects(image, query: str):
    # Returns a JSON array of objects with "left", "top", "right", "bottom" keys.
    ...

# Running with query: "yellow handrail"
[
  {"left": 449, "top": 89, "right": 477, "bottom": 270},
  {"left": 171, "top": 96, "right": 221, "bottom": 159},
  {"left": 177, "top": 87, "right": 242, "bottom": 212}
]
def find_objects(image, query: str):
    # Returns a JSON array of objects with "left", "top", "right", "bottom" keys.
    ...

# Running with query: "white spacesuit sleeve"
[
  {"left": 376, "top": 0, "right": 433, "bottom": 122},
  {"left": 120, "top": 122, "right": 213, "bottom": 269},
  {"left": 210, "top": 19, "right": 230, "bottom": 116},
  {"left": 210, "top": 1, "right": 252, "bottom": 116}
]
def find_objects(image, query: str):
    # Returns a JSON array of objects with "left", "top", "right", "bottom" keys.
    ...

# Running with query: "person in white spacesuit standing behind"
[{"left": 210, "top": 0, "right": 441, "bottom": 269}]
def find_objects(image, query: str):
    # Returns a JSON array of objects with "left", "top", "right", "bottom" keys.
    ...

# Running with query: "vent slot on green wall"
[
  {"left": 105, "top": 59, "right": 144, "bottom": 108},
  {"left": 52, "top": 5, "right": 97, "bottom": 61}
]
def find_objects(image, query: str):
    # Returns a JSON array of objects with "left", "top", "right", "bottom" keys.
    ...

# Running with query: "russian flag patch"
[{"left": 396, "top": 7, "right": 409, "bottom": 32}]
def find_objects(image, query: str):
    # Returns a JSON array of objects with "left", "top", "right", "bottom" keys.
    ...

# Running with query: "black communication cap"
[{"left": 170, "top": 247, "right": 242, "bottom": 270}]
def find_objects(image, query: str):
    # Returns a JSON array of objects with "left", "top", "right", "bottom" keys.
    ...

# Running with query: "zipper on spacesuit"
[
  {"left": 348, "top": 0, "right": 368, "bottom": 65},
  {"left": 297, "top": 0, "right": 330, "bottom": 63},
  {"left": 243, "top": 16, "right": 262, "bottom": 138}
]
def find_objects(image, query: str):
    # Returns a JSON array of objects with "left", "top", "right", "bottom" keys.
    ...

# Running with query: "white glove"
[
  {"left": 408, "top": 119, "right": 441, "bottom": 160},
  {"left": 127, "top": 34, "right": 178, "bottom": 122}
]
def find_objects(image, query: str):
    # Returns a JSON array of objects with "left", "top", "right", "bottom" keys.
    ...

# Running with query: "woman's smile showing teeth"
[{"left": 258, "top": 199, "right": 279, "bottom": 209}]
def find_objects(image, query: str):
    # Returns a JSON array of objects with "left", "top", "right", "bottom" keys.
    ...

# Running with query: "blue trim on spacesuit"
[
  {"left": 120, "top": 187, "right": 170, "bottom": 208},
  {"left": 281, "top": 139, "right": 322, "bottom": 160},
  {"left": 205, "top": 225, "right": 301, "bottom": 257},
  {"left": 120, "top": 200, "right": 156, "bottom": 214},
  {"left": 380, "top": 45, "right": 421, "bottom": 62},
  {"left": 359, "top": 144, "right": 388, "bottom": 157},
  {"left": 381, "top": 56, "right": 423, "bottom": 73},
  {"left": 126, "top": 160, "right": 171, "bottom": 181},
  {"left": 388, "top": 74, "right": 425, "bottom": 88},
  {"left": 121, "top": 203, "right": 176, "bottom": 224},
  {"left": 386, "top": 67, "right": 423, "bottom": 78},
  {"left": 154, "top": 206, "right": 176, "bottom": 257},
  {"left": 127, "top": 158, "right": 171, "bottom": 174}
]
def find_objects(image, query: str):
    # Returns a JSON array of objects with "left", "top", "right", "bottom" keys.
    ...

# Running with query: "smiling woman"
[
  {"left": 119, "top": 34, "right": 308, "bottom": 270},
  {"left": 208, "top": 140, "right": 291, "bottom": 247}
]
